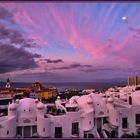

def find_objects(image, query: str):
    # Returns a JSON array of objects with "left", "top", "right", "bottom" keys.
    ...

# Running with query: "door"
[
  {"left": 111, "top": 131, "right": 116, "bottom": 138},
  {"left": 72, "top": 122, "right": 79, "bottom": 135},
  {"left": 84, "top": 133, "right": 87, "bottom": 138},
  {"left": 122, "top": 117, "right": 128, "bottom": 129},
  {"left": 16, "top": 127, "right": 22, "bottom": 137},
  {"left": 55, "top": 127, "right": 62, "bottom": 138},
  {"left": 24, "top": 126, "right": 31, "bottom": 138}
]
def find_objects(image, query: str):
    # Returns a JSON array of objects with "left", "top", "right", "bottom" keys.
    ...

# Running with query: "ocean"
[{"left": 0, "top": 82, "right": 127, "bottom": 92}]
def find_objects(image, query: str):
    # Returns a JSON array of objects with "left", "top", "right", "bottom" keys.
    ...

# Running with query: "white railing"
[
  {"left": 102, "top": 130, "right": 108, "bottom": 138},
  {"left": 95, "top": 129, "right": 100, "bottom": 138}
]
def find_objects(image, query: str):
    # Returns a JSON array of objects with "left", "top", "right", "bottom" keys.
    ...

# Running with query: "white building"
[{"left": 0, "top": 86, "right": 140, "bottom": 138}]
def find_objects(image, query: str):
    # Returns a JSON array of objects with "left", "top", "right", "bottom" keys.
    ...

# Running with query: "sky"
[{"left": 0, "top": 2, "right": 140, "bottom": 83}]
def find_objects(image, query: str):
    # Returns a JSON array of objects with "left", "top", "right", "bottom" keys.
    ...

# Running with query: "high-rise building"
[{"left": 128, "top": 76, "right": 140, "bottom": 86}]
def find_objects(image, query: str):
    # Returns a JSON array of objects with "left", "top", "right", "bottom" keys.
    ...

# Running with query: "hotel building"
[{"left": 0, "top": 85, "right": 140, "bottom": 138}]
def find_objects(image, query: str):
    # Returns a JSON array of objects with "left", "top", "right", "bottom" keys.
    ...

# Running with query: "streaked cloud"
[
  {"left": 0, "top": 3, "right": 140, "bottom": 82},
  {"left": 0, "top": 43, "right": 41, "bottom": 74},
  {"left": 45, "top": 59, "right": 64, "bottom": 64},
  {"left": 0, "top": 6, "right": 14, "bottom": 22},
  {"left": 51, "top": 63, "right": 92, "bottom": 70}
]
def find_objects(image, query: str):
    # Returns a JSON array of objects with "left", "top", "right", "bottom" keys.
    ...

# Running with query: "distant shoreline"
[{"left": 0, "top": 81, "right": 127, "bottom": 92}]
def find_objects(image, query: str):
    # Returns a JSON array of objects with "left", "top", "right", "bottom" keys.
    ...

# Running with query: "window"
[
  {"left": 135, "top": 86, "right": 140, "bottom": 91},
  {"left": 72, "top": 122, "right": 79, "bottom": 135},
  {"left": 23, "top": 119, "right": 30, "bottom": 123},
  {"left": 35, "top": 117, "right": 37, "bottom": 121},
  {"left": 111, "top": 131, "right": 116, "bottom": 138},
  {"left": 16, "top": 127, "right": 22, "bottom": 136},
  {"left": 103, "top": 117, "right": 108, "bottom": 124},
  {"left": 32, "top": 126, "right": 37, "bottom": 135},
  {"left": 84, "top": 133, "right": 87, "bottom": 138},
  {"left": 136, "top": 114, "right": 140, "bottom": 124},
  {"left": 43, "top": 128, "right": 45, "bottom": 132},
  {"left": 7, "top": 130, "right": 9, "bottom": 135},
  {"left": 55, "top": 127, "right": 62, "bottom": 138},
  {"left": 67, "top": 107, "right": 77, "bottom": 112},
  {"left": 129, "top": 96, "right": 132, "bottom": 105},
  {"left": 88, "top": 133, "right": 94, "bottom": 138},
  {"left": 122, "top": 117, "right": 128, "bottom": 128}
]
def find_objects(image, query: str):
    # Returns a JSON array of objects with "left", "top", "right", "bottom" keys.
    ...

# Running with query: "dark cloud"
[
  {"left": 0, "top": 7, "right": 39, "bottom": 48},
  {"left": 33, "top": 53, "right": 41, "bottom": 58},
  {"left": 0, "top": 6, "right": 14, "bottom": 22},
  {"left": 0, "top": 43, "right": 41, "bottom": 74},
  {"left": 129, "top": 27, "right": 140, "bottom": 35},
  {"left": 0, "top": 24, "right": 38, "bottom": 48},
  {"left": 82, "top": 64, "right": 92, "bottom": 67},
  {"left": 51, "top": 63, "right": 92, "bottom": 70},
  {"left": 81, "top": 67, "right": 140, "bottom": 73},
  {"left": 10, "top": 71, "right": 69, "bottom": 83},
  {"left": 45, "top": 59, "right": 64, "bottom": 63},
  {"left": 81, "top": 69, "right": 97, "bottom": 73},
  {"left": 81, "top": 68, "right": 115, "bottom": 73},
  {"left": 0, "top": 7, "right": 42, "bottom": 74}
]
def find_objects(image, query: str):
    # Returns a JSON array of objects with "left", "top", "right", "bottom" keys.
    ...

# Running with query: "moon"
[{"left": 122, "top": 16, "right": 126, "bottom": 20}]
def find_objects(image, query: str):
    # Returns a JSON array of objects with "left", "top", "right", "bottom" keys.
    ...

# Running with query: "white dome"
[
  {"left": 17, "top": 98, "right": 36, "bottom": 116},
  {"left": 37, "top": 102, "right": 45, "bottom": 109},
  {"left": 107, "top": 97, "right": 114, "bottom": 103},
  {"left": 16, "top": 99, "right": 19, "bottom": 103},
  {"left": 9, "top": 103, "right": 17, "bottom": 110},
  {"left": 87, "top": 97, "right": 93, "bottom": 104},
  {"left": 18, "top": 98, "right": 35, "bottom": 107},
  {"left": 35, "top": 99, "right": 39, "bottom": 103},
  {"left": 57, "top": 96, "right": 60, "bottom": 99}
]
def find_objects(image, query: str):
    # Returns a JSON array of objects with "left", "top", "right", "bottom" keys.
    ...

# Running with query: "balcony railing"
[
  {"left": 122, "top": 123, "right": 129, "bottom": 132},
  {"left": 71, "top": 128, "right": 79, "bottom": 136}
]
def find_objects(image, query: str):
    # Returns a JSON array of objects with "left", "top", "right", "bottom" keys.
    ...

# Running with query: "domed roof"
[
  {"left": 37, "top": 102, "right": 45, "bottom": 109},
  {"left": 107, "top": 97, "right": 114, "bottom": 103},
  {"left": 87, "top": 97, "right": 93, "bottom": 104},
  {"left": 15, "top": 98, "right": 37, "bottom": 119},
  {"left": 16, "top": 99, "right": 19, "bottom": 103},
  {"left": 35, "top": 99, "right": 39, "bottom": 103},
  {"left": 19, "top": 98, "right": 35, "bottom": 106},
  {"left": 9, "top": 103, "right": 17, "bottom": 110},
  {"left": 57, "top": 96, "right": 60, "bottom": 99},
  {"left": 17, "top": 98, "right": 36, "bottom": 113}
]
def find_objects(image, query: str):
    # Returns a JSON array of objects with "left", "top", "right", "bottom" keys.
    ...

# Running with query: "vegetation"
[
  {"left": 42, "top": 97, "right": 55, "bottom": 103},
  {"left": 121, "top": 133, "right": 140, "bottom": 138}
]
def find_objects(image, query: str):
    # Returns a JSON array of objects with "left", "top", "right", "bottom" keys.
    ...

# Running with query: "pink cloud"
[{"left": 1, "top": 3, "right": 140, "bottom": 74}]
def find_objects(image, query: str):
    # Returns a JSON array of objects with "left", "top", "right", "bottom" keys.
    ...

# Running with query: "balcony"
[
  {"left": 122, "top": 123, "right": 129, "bottom": 132},
  {"left": 71, "top": 128, "right": 79, "bottom": 138},
  {"left": 136, "top": 124, "right": 140, "bottom": 127}
]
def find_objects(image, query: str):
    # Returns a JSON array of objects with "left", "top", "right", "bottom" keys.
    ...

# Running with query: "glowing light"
[{"left": 122, "top": 16, "right": 126, "bottom": 20}]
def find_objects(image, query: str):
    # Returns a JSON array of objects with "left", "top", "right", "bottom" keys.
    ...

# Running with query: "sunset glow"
[{"left": 0, "top": 2, "right": 140, "bottom": 82}]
